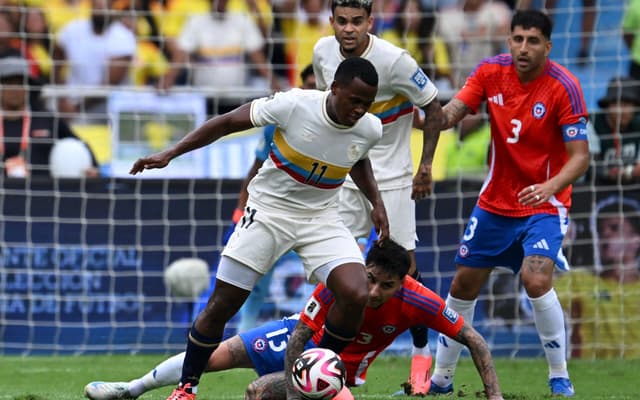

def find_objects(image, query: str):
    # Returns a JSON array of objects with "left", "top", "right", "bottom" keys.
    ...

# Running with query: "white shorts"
[
  {"left": 338, "top": 186, "right": 417, "bottom": 251},
  {"left": 221, "top": 202, "right": 364, "bottom": 284}
]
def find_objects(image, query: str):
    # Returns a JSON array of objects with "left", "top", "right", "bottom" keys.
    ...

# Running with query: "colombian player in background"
[
  {"left": 313, "top": 1, "right": 445, "bottom": 393},
  {"left": 429, "top": 10, "right": 589, "bottom": 398},
  {"left": 84, "top": 240, "right": 503, "bottom": 400}
]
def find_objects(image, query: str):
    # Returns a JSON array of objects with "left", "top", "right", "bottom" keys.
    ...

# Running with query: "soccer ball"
[
  {"left": 291, "top": 348, "right": 346, "bottom": 400},
  {"left": 49, "top": 138, "right": 93, "bottom": 178},
  {"left": 163, "top": 258, "right": 210, "bottom": 299}
]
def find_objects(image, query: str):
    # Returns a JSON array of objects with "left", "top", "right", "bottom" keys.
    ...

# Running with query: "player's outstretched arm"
[
  {"left": 349, "top": 157, "right": 389, "bottom": 242},
  {"left": 451, "top": 323, "right": 503, "bottom": 400},
  {"left": 441, "top": 98, "right": 471, "bottom": 131},
  {"left": 413, "top": 99, "right": 445, "bottom": 200},
  {"left": 129, "top": 103, "right": 255, "bottom": 175},
  {"left": 284, "top": 321, "right": 316, "bottom": 400}
]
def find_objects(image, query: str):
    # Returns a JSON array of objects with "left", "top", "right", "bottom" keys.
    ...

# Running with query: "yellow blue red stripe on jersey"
[
  {"left": 269, "top": 129, "right": 350, "bottom": 189},
  {"left": 369, "top": 94, "right": 414, "bottom": 124}
]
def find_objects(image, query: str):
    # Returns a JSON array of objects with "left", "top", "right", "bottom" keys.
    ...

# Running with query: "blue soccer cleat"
[
  {"left": 428, "top": 381, "right": 454, "bottom": 395},
  {"left": 549, "top": 377, "right": 575, "bottom": 397}
]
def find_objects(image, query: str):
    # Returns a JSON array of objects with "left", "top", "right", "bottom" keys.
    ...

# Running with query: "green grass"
[{"left": 1, "top": 355, "right": 638, "bottom": 399}]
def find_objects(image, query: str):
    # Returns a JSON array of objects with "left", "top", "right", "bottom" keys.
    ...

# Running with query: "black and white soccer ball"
[{"left": 291, "top": 348, "right": 346, "bottom": 400}]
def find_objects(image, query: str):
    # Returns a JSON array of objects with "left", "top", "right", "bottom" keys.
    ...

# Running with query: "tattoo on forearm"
[
  {"left": 284, "top": 322, "right": 315, "bottom": 397},
  {"left": 442, "top": 100, "right": 469, "bottom": 129},
  {"left": 246, "top": 372, "right": 287, "bottom": 400},
  {"left": 457, "top": 325, "right": 502, "bottom": 398}
]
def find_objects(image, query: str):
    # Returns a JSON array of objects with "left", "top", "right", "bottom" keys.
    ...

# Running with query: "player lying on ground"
[{"left": 85, "top": 240, "right": 503, "bottom": 400}]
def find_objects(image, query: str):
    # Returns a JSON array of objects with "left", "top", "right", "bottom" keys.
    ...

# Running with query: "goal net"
[{"left": 1, "top": 0, "right": 639, "bottom": 360}]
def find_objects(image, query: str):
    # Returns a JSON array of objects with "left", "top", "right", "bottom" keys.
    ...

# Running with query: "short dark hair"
[
  {"left": 331, "top": 0, "right": 372, "bottom": 16},
  {"left": 299, "top": 64, "right": 314, "bottom": 83},
  {"left": 597, "top": 198, "right": 640, "bottom": 237},
  {"left": 365, "top": 239, "right": 411, "bottom": 279},
  {"left": 334, "top": 56, "right": 378, "bottom": 88},
  {"left": 511, "top": 9, "right": 553, "bottom": 40}
]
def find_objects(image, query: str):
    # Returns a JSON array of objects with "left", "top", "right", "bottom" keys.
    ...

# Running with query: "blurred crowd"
[{"left": 0, "top": 0, "right": 638, "bottom": 185}]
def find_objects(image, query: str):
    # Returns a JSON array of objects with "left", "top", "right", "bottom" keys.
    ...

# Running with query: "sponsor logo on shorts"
[
  {"left": 411, "top": 68, "right": 428, "bottom": 89},
  {"left": 458, "top": 244, "right": 469, "bottom": 258},
  {"left": 442, "top": 306, "right": 459, "bottom": 324},
  {"left": 252, "top": 337, "right": 267, "bottom": 352},
  {"left": 381, "top": 325, "right": 397, "bottom": 334}
]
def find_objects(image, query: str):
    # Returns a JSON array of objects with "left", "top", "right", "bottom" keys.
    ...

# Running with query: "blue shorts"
[
  {"left": 239, "top": 314, "right": 315, "bottom": 376},
  {"left": 454, "top": 206, "right": 570, "bottom": 273}
]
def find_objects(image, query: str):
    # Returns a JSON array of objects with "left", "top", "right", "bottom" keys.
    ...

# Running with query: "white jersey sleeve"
[
  {"left": 250, "top": 90, "right": 297, "bottom": 128},
  {"left": 388, "top": 51, "right": 438, "bottom": 108}
]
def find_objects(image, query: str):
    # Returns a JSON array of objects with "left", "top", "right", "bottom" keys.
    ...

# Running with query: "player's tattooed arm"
[
  {"left": 284, "top": 321, "right": 316, "bottom": 399},
  {"left": 453, "top": 323, "right": 504, "bottom": 400},
  {"left": 245, "top": 371, "right": 287, "bottom": 400},
  {"left": 441, "top": 98, "right": 472, "bottom": 130}
]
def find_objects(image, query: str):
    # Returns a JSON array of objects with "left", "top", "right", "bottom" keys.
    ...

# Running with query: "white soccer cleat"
[{"left": 84, "top": 381, "right": 136, "bottom": 400}]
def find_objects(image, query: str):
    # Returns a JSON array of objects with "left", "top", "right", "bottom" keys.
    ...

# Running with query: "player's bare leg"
[{"left": 246, "top": 372, "right": 355, "bottom": 400}]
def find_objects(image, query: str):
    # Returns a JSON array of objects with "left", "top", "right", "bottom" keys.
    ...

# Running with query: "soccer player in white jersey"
[
  {"left": 129, "top": 57, "right": 390, "bottom": 400},
  {"left": 313, "top": 0, "right": 445, "bottom": 394}
]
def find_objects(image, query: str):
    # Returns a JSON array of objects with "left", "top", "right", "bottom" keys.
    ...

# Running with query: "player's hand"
[
  {"left": 370, "top": 206, "right": 389, "bottom": 243},
  {"left": 129, "top": 150, "right": 173, "bottom": 175},
  {"left": 517, "top": 183, "right": 552, "bottom": 207},
  {"left": 412, "top": 163, "right": 433, "bottom": 200}
]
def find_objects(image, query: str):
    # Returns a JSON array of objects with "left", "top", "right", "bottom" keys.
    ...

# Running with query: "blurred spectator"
[
  {"left": 0, "top": 10, "right": 20, "bottom": 56},
  {"left": 23, "top": 7, "right": 53, "bottom": 83},
  {"left": 379, "top": 0, "right": 453, "bottom": 95},
  {"left": 624, "top": 0, "right": 640, "bottom": 80},
  {"left": 277, "top": 0, "right": 331, "bottom": 87},
  {"left": 53, "top": 0, "right": 136, "bottom": 124},
  {"left": 161, "top": 0, "right": 279, "bottom": 115},
  {"left": 41, "top": 0, "right": 91, "bottom": 34},
  {"left": 0, "top": 56, "right": 97, "bottom": 177},
  {"left": 590, "top": 76, "right": 640, "bottom": 184},
  {"left": 555, "top": 195, "right": 640, "bottom": 359},
  {"left": 118, "top": 6, "right": 169, "bottom": 86},
  {"left": 436, "top": 0, "right": 511, "bottom": 88},
  {"left": 518, "top": 0, "right": 595, "bottom": 67}
]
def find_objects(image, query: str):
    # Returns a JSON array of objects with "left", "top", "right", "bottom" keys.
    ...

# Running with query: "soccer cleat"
[
  {"left": 409, "top": 354, "right": 432, "bottom": 395},
  {"left": 549, "top": 377, "right": 575, "bottom": 397},
  {"left": 428, "top": 381, "right": 454, "bottom": 395},
  {"left": 84, "top": 381, "right": 136, "bottom": 400},
  {"left": 166, "top": 383, "right": 196, "bottom": 400}
]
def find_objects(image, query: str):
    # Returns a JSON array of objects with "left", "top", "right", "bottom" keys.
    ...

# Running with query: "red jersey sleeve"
[
  {"left": 455, "top": 58, "right": 492, "bottom": 113},
  {"left": 401, "top": 278, "right": 465, "bottom": 339},
  {"left": 299, "top": 284, "right": 334, "bottom": 334}
]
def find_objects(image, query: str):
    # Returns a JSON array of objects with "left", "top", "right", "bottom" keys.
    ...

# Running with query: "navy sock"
[
  {"left": 317, "top": 319, "right": 355, "bottom": 354},
  {"left": 180, "top": 322, "right": 221, "bottom": 387},
  {"left": 410, "top": 269, "right": 429, "bottom": 348}
]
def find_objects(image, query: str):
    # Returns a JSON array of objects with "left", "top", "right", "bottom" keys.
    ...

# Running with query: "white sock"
[
  {"left": 432, "top": 295, "right": 477, "bottom": 387},
  {"left": 528, "top": 289, "right": 569, "bottom": 379},
  {"left": 128, "top": 352, "right": 185, "bottom": 397}
]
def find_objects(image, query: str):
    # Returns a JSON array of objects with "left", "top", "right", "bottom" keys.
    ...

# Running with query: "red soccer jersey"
[
  {"left": 299, "top": 277, "right": 464, "bottom": 386},
  {"left": 456, "top": 55, "right": 588, "bottom": 217}
]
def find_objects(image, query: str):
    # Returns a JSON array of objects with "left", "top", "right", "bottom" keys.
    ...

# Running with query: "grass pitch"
[{"left": 1, "top": 355, "right": 638, "bottom": 399}]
